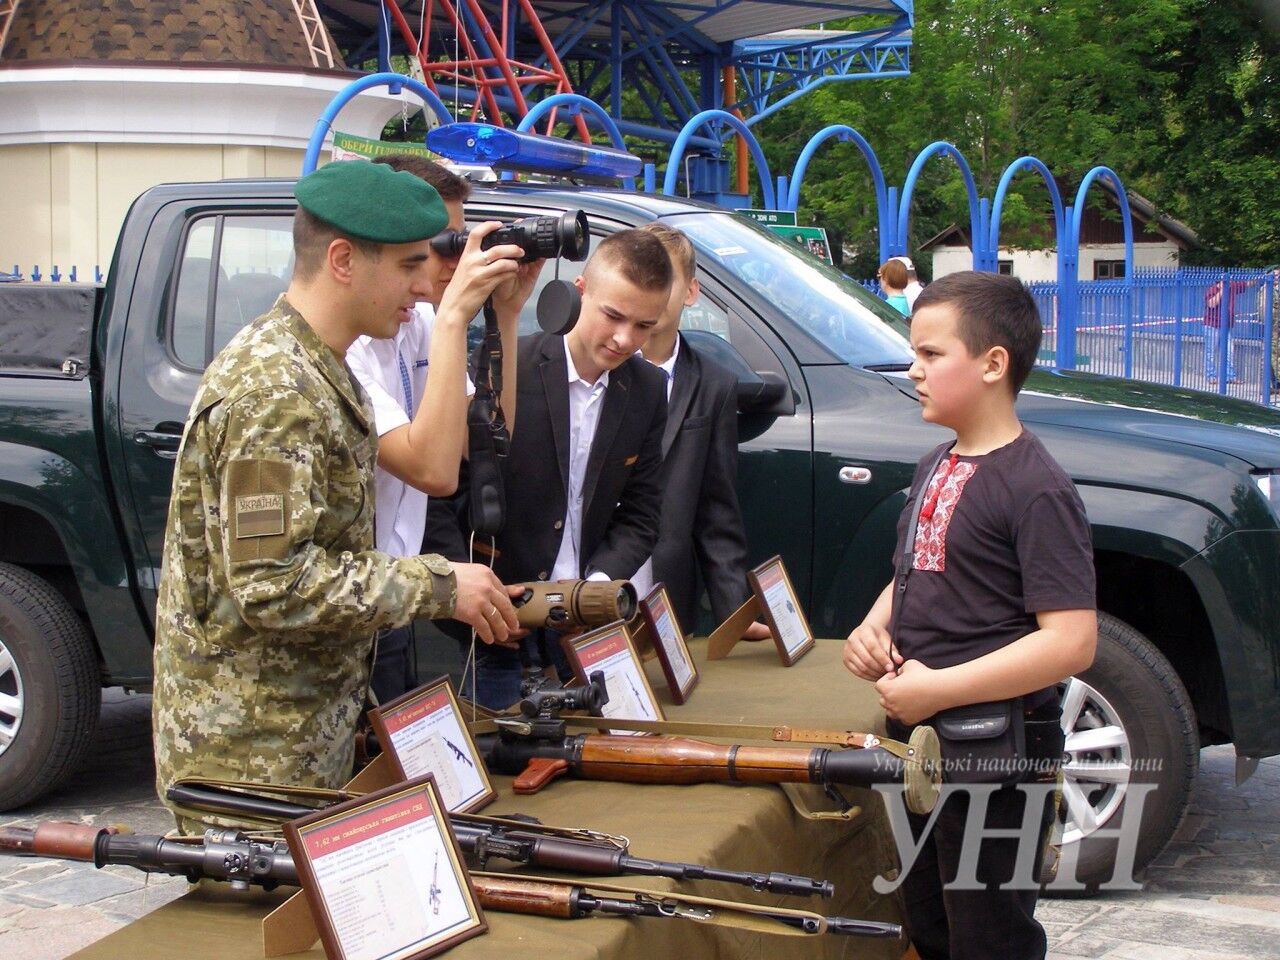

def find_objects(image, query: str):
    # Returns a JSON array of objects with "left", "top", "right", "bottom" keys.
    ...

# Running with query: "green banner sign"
[
  {"left": 331, "top": 131, "right": 440, "bottom": 162},
  {"left": 736, "top": 208, "right": 798, "bottom": 227}
]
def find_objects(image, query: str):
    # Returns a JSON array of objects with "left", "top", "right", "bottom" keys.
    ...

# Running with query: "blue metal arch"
[
  {"left": 663, "top": 109, "right": 774, "bottom": 208},
  {"left": 1068, "top": 166, "right": 1133, "bottom": 266},
  {"left": 894, "top": 142, "right": 983, "bottom": 267},
  {"left": 302, "top": 73, "right": 453, "bottom": 175},
  {"left": 1057, "top": 166, "right": 1134, "bottom": 369},
  {"left": 514, "top": 94, "right": 636, "bottom": 190},
  {"left": 987, "top": 156, "right": 1066, "bottom": 274},
  {"left": 786, "top": 124, "right": 890, "bottom": 260}
]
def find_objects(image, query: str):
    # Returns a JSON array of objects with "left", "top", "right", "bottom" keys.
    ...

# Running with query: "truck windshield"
[{"left": 665, "top": 212, "right": 914, "bottom": 369}]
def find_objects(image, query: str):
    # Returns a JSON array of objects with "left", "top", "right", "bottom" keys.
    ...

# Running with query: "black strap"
[
  {"left": 468, "top": 299, "right": 511, "bottom": 536},
  {"left": 887, "top": 446, "right": 950, "bottom": 666}
]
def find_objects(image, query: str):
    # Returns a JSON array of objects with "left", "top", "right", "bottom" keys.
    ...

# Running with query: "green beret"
[{"left": 293, "top": 161, "right": 447, "bottom": 244}]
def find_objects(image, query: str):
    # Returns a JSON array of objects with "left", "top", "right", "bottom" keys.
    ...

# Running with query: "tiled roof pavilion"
[{"left": 3, "top": 0, "right": 344, "bottom": 69}]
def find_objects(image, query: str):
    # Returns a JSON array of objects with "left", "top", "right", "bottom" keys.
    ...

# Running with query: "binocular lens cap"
[{"left": 537, "top": 279, "right": 581, "bottom": 335}]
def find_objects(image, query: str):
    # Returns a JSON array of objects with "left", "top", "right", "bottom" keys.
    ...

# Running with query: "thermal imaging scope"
[{"left": 513, "top": 579, "right": 638, "bottom": 631}]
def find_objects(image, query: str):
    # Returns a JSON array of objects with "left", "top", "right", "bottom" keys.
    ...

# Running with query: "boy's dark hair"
[
  {"left": 913, "top": 271, "right": 1043, "bottom": 393},
  {"left": 292, "top": 206, "right": 381, "bottom": 280},
  {"left": 588, "top": 228, "right": 674, "bottom": 292},
  {"left": 373, "top": 153, "right": 472, "bottom": 203}
]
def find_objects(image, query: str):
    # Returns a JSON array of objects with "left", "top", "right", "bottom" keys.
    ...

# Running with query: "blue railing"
[
  {"left": 1027, "top": 267, "right": 1276, "bottom": 406},
  {"left": 5, "top": 265, "right": 104, "bottom": 283}
]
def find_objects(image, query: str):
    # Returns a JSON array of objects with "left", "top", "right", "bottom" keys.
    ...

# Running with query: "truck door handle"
[{"left": 134, "top": 424, "right": 183, "bottom": 459}]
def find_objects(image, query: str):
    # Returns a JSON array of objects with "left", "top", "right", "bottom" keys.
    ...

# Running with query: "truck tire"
[
  {"left": 0, "top": 562, "right": 101, "bottom": 810},
  {"left": 1046, "top": 612, "right": 1197, "bottom": 893}
]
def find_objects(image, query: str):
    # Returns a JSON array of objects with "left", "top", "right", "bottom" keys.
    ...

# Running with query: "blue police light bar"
[{"left": 427, "top": 123, "right": 642, "bottom": 180}]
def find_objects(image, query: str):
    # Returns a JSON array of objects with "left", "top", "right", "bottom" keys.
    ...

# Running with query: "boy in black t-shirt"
[{"left": 843, "top": 271, "right": 1097, "bottom": 960}]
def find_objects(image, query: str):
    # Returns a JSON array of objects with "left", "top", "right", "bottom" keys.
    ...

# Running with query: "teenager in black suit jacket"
[
  {"left": 468, "top": 229, "right": 673, "bottom": 708},
  {"left": 634, "top": 224, "right": 772, "bottom": 641}
]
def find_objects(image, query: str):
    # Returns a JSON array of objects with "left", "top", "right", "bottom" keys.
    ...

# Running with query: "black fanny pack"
[{"left": 933, "top": 697, "right": 1026, "bottom": 785}]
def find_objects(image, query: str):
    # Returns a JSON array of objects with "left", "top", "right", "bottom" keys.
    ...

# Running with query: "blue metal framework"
[
  {"left": 733, "top": 28, "right": 911, "bottom": 123},
  {"left": 317, "top": 2, "right": 914, "bottom": 192}
]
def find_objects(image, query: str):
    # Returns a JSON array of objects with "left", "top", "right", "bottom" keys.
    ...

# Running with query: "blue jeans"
[
  {"left": 1204, "top": 326, "right": 1236, "bottom": 382},
  {"left": 460, "top": 630, "right": 573, "bottom": 711}
]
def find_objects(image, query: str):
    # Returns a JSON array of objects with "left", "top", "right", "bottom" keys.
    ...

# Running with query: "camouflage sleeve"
[{"left": 214, "top": 389, "right": 456, "bottom": 636}]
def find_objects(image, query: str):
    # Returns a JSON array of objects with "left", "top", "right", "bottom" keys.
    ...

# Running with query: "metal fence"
[{"left": 1028, "top": 268, "right": 1277, "bottom": 406}]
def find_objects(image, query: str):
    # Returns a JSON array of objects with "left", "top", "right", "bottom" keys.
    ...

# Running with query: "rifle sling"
[{"left": 471, "top": 870, "right": 822, "bottom": 936}]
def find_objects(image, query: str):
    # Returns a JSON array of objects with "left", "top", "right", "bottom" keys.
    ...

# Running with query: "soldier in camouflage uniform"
[{"left": 152, "top": 162, "right": 523, "bottom": 833}]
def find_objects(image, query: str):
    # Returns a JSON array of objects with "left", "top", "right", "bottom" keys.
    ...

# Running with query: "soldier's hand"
[{"left": 453, "top": 563, "right": 522, "bottom": 647}]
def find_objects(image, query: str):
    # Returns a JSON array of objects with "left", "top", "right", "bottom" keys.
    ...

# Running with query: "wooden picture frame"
[
  {"left": 639, "top": 583, "right": 699, "bottom": 704},
  {"left": 367, "top": 676, "right": 497, "bottom": 814},
  {"left": 284, "top": 776, "right": 486, "bottom": 960},
  {"left": 561, "top": 621, "right": 665, "bottom": 734},
  {"left": 748, "top": 555, "right": 816, "bottom": 666}
]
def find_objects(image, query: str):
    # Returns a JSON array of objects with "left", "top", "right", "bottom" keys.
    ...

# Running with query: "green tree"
[{"left": 752, "top": 0, "right": 1280, "bottom": 275}]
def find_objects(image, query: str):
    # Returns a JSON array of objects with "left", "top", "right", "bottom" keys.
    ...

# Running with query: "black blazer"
[
  {"left": 651, "top": 335, "right": 752, "bottom": 630},
  {"left": 492, "top": 331, "right": 667, "bottom": 585}
]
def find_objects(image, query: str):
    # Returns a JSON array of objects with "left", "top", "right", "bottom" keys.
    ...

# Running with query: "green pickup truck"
[{"left": 3, "top": 178, "right": 1280, "bottom": 892}]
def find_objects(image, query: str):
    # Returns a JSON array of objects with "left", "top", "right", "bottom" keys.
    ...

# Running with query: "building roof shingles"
[{"left": 4, "top": 0, "right": 344, "bottom": 69}]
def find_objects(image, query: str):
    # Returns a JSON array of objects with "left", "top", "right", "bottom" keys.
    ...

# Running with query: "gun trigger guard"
[{"left": 513, "top": 758, "right": 569, "bottom": 794}]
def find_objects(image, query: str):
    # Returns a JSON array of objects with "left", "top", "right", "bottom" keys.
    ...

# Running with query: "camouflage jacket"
[{"left": 152, "top": 297, "right": 456, "bottom": 832}]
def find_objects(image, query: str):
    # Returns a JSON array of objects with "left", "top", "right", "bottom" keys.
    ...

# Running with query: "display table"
[{"left": 70, "top": 637, "right": 906, "bottom": 960}]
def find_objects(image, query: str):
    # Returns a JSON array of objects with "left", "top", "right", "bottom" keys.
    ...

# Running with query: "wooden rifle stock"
[
  {"left": 472, "top": 874, "right": 579, "bottom": 919},
  {"left": 478, "top": 728, "right": 941, "bottom": 814}
]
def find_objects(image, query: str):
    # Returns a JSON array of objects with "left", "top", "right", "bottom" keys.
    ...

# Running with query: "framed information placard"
[
  {"left": 749, "top": 555, "right": 815, "bottom": 666},
  {"left": 561, "top": 621, "right": 664, "bottom": 733},
  {"left": 368, "top": 677, "right": 496, "bottom": 813},
  {"left": 639, "top": 584, "right": 698, "bottom": 704},
  {"left": 284, "top": 776, "right": 486, "bottom": 960}
]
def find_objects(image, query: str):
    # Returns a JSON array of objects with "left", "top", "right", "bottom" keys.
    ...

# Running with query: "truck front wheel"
[
  {"left": 1046, "top": 612, "right": 1198, "bottom": 893},
  {"left": 0, "top": 562, "right": 101, "bottom": 810}
]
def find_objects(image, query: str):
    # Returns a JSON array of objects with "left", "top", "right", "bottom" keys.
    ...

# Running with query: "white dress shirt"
[
  {"left": 629, "top": 335, "right": 679, "bottom": 597},
  {"left": 346, "top": 303, "right": 473, "bottom": 558},
  {"left": 550, "top": 337, "right": 611, "bottom": 581}
]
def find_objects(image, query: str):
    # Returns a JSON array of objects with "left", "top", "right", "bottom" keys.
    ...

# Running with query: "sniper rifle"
[
  {"left": 0, "top": 822, "right": 901, "bottom": 939},
  {"left": 165, "top": 780, "right": 834, "bottom": 899}
]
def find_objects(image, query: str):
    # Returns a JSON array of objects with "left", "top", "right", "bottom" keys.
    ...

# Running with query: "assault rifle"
[
  {"left": 0, "top": 822, "right": 902, "bottom": 939},
  {"left": 474, "top": 677, "right": 942, "bottom": 813},
  {"left": 166, "top": 780, "right": 834, "bottom": 898}
]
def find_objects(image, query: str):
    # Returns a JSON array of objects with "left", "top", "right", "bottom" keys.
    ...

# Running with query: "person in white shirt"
[
  {"left": 346, "top": 155, "right": 544, "bottom": 702},
  {"left": 633, "top": 223, "right": 771, "bottom": 642},
  {"left": 895, "top": 256, "right": 925, "bottom": 311}
]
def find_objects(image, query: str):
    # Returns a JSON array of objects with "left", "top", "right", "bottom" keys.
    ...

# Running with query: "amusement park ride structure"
[{"left": 316, "top": 0, "right": 913, "bottom": 195}]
